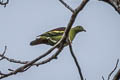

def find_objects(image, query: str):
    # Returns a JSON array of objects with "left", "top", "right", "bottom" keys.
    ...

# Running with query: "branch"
[
  {"left": 102, "top": 76, "right": 105, "bottom": 80},
  {"left": 0, "top": 46, "right": 7, "bottom": 60},
  {"left": 113, "top": 68, "right": 120, "bottom": 80},
  {"left": 59, "top": 0, "right": 74, "bottom": 13},
  {"left": 0, "top": 46, "right": 30, "bottom": 64},
  {"left": 99, "top": 0, "right": 120, "bottom": 14},
  {"left": 0, "top": 0, "right": 9, "bottom": 7},
  {"left": 108, "top": 59, "right": 119, "bottom": 80},
  {"left": 68, "top": 39, "right": 84, "bottom": 80},
  {"left": 35, "top": 44, "right": 64, "bottom": 66},
  {"left": 0, "top": 46, "right": 63, "bottom": 66},
  {"left": 0, "top": 42, "right": 64, "bottom": 79}
]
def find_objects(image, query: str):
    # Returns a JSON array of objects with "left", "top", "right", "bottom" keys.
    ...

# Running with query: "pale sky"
[{"left": 0, "top": 0, "right": 120, "bottom": 80}]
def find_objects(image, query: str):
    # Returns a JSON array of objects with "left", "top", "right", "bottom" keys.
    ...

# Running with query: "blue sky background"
[{"left": 0, "top": 0, "right": 120, "bottom": 80}]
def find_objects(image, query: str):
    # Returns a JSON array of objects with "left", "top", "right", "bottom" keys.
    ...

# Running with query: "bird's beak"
[{"left": 83, "top": 29, "right": 86, "bottom": 32}]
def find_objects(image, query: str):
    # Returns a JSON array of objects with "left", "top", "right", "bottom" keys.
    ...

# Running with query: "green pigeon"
[{"left": 30, "top": 26, "right": 86, "bottom": 47}]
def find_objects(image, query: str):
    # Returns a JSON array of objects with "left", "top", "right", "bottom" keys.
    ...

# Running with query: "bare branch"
[
  {"left": 59, "top": 0, "right": 74, "bottom": 13},
  {"left": 0, "top": 41, "right": 65, "bottom": 79},
  {"left": 0, "top": 46, "right": 7, "bottom": 60},
  {"left": 99, "top": 0, "right": 120, "bottom": 14},
  {"left": 102, "top": 76, "right": 105, "bottom": 80},
  {"left": 0, "top": 71, "right": 7, "bottom": 76},
  {"left": 108, "top": 59, "right": 119, "bottom": 80},
  {"left": 113, "top": 68, "right": 120, "bottom": 80},
  {"left": 36, "top": 44, "right": 64, "bottom": 66},
  {"left": 0, "top": 54, "right": 29, "bottom": 64},
  {"left": 68, "top": 39, "right": 84, "bottom": 80},
  {"left": 0, "top": 0, "right": 9, "bottom": 7},
  {"left": 0, "top": 43, "right": 64, "bottom": 79}
]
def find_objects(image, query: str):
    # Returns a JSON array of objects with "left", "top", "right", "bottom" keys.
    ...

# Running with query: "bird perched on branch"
[{"left": 30, "top": 26, "right": 86, "bottom": 47}]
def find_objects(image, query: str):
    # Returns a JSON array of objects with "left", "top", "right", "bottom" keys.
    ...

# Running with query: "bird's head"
[{"left": 74, "top": 25, "right": 86, "bottom": 33}]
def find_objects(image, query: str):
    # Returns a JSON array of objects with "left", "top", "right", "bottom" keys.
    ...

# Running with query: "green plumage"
[{"left": 30, "top": 26, "right": 86, "bottom": 47}]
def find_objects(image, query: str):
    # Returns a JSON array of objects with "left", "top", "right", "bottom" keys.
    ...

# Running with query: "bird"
[{"left": 30, "top": 25, "right": 86, "bottom": 47}]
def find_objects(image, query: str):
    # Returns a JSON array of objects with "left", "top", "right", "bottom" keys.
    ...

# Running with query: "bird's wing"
[{"left": 37, "top": 27, "right": 66, "bottom": 37}]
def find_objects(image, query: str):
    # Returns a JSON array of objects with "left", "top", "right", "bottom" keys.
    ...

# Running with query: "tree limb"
[
  {"left": 108, "top": 59, "right": 119, "bottom": 80},
  {"left": 113, "top": 68, "right": 120, "bottom": 80},
  {"left": 99, "top": 0, "right": 120, "bottom": 14},
  {"left": 0, "top": 42, "right": 64, "bottom": 79},
  {"left": 0, "top": 46, "right": 7, "bottom": 60},
  {"left": 102, "top": 76, "right": 105, "bottom": 80},
  {"left": 68, "top": 39, "right": 84, "bottom": 80}
]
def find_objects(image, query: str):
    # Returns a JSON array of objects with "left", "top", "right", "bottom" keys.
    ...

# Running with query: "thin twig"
[
  {"left": 59, "top": 0, "right": 74, "bottom": 13},
  {"left": 113, "top": 68, "right": 120, "bottom": 80},
  {"left": 68, "top": 39, "right": 84, "bottom": 80},
  {"left": 108, "top": 59, "right": 119, "bottom": 80},
  {"left": 102, "top": 76, "right": 105, "bottom": 80},
  {"left": 0, "top": 54, "right": 29, "bottom": 64},
  {"left": 0, "top": 46, "right": 7, "bottom": 60}
]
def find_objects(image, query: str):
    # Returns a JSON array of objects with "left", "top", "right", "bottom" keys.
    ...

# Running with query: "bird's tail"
[{"left": 30, "top": 38, "right": 48, "bottom": 46}]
